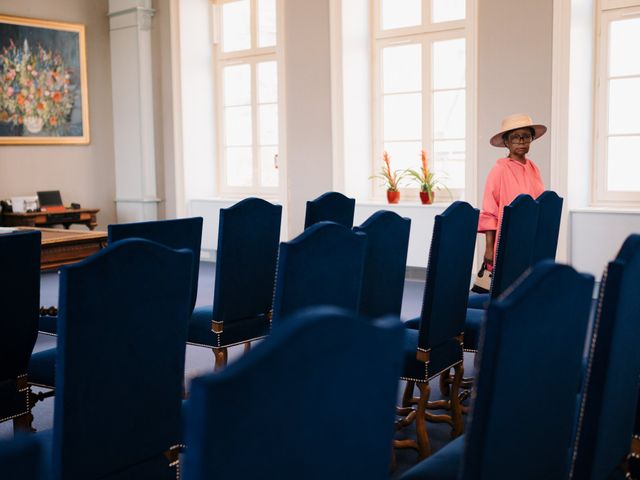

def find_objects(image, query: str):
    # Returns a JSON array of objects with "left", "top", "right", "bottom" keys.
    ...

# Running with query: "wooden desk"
[
  {"left": 16, "top": 227, "right": 107, "bottom": 271},
  {"left": 2, "top": 208, "right": 99, "bottom": 230}
]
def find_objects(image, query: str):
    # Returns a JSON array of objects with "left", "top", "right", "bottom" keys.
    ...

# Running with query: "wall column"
[
  {"left": 282, "top": 0, "right": 335, "bottom": 236},
  {"left": 108, "top": 0, "right": 160, "bottom": 222}
]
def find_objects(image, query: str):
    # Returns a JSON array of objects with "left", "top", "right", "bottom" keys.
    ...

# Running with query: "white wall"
[
  {"left": 337, "top": 0, "right": 371, "bottom": 201},
  {"left": 355, "top": 202, "right": 447, "bottom": 268},
  {"left": 177, "top": 0, "right": 216, "bottom": 201},
  {"left": 477, "top": 0, "right": 554, "bottom": 198},
  {"left": 571, "top": 209, "right": 640, "bottom": 277},
  {"left": 0, "top": 0, "right": 116, "bottom": 228}
]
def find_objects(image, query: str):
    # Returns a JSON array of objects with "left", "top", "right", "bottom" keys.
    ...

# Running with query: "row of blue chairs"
[
  {"left": 26, "top": 197, "right": 411, "bottom": 392},
  {"left": 400, "top": 235, "right": 640, "bottom": 480},
  {"left": 398, "top": 191, "right": 564, "bottom": 460},
  {"left": 3, "top": 190, "right": 636, "bottom": 478},
  {"left": 0, "top": 229, "right": 407, "bottom": 479},
  {"left": 2, "top": 190, "right": 562, "bottom": 464},
  {"left": 2, "top": 234, "right": 639, "bottom": 479}
]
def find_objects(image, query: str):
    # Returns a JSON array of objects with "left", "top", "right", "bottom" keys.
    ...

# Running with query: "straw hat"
[{"left": 490, "top": 113, "right": 547, "bottom": 147}]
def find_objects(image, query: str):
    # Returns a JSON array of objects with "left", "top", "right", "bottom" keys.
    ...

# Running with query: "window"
[
  {"left": 372, "top": 0, "right": 472, "bottom": 200},
  {"left": 594, "top": 1, "right": 640, "bottom": 204},
  {"left": 214, "top": 0, "right": 279, "bottom": 196}
]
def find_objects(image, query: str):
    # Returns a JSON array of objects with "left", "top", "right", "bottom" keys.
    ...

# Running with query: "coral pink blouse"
[{"left": 478, "top": 157, "right": 545, "bottom": 236}]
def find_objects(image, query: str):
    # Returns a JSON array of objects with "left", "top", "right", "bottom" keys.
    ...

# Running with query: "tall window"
[
  {"left": 595, "top": 1, "right": 640, "bottom": 204},
  {"left": 214, "top": 0, "right": 279, "bottom": 196},
  {"left": 373, "top": 0, "right": 472, "bottom": 200}
]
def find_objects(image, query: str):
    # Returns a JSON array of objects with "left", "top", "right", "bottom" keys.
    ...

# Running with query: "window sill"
[
  {"left": 356, "top": 199, "right": 453, "bottom": 209},
  {"left": 570, "top": 206, "right": 640, "bottom": 215},
  {"left": 356, "top": 198, "right": 452, "bottom": 209}
]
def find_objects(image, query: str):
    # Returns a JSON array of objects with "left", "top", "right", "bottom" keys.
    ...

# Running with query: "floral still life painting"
[{"left": 0, "top": 15, "right": 89, "bottom": 144}]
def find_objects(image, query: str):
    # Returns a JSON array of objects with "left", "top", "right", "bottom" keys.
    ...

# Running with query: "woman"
[{"left": 476, "top": 113, "right": 546, "bottom": 284}]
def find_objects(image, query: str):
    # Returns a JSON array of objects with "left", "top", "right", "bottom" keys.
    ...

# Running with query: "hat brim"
[{"left": 490, "top": 124, "right": 547, "bottom": 147}]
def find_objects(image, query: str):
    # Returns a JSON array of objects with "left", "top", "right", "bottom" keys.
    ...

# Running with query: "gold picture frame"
[{"left": 0, "top": 14, "right": 89, "bottom": 144}]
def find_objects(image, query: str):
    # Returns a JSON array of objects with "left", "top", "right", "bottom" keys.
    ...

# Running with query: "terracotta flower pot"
[
  {"left": 419, "top": 191, "right": 434, "bottom": 205},
  {"left": 386, "top": 190, "right": 400, "bottom": 204}
]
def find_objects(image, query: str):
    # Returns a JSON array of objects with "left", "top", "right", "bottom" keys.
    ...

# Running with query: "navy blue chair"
[
  {"left": 354, "top": 210, "right": 411, "bottom": 318},
  {"left": 271, "top": 222, "right": 367, "bottom": 324},
  {"left": 29, "top": 217, "right": 203, "bottom": 396},
  {"left": 188, "top": 198, "right": 282, "bottom": 369},
  {"left": 396, "top": 202, "right": 478, "bottom": 460},
  {"left": 108, "top": 217, "right": 203, "bottom": 312},
  {"left": 0, "top": 230, "right": 40, "bottom": 433},
  {"left": 571, "top": 235, "right": 640, "bottom": 480},
  {"left": 304, "top": 191, "right": 356, "bottom": 229},
  {"left": 401, "top": 262, "right": 594, "bottom": 480},
  {"left": 38, "top": 239, "right": 193, "bottom": 479},
  {"left": 0, "top": 435, "right": 43, "bottom": 480},
  {"left": 532, "top": 190, "right": 563, "bottom": 263},
  {"left": 464, "top": 194, "right": 539, "bottom": 350},
  {"left": 467, "top": 191, "right": 558, "bottom": 311},
  {"left": 182, "top": 306, "right": 405, "bottom": 480},
  {"left": 37, "top": 217, "right": 203, "bottom": 336}
]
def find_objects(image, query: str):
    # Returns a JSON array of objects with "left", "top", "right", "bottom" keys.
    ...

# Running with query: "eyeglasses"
[{"left": 508, "top": 133, "right": 533, "bottom": 143}]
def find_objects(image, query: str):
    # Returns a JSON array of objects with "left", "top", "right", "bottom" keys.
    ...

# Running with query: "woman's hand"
[{"left": 484, "top": 230, "right": 496, "bottom": 265}]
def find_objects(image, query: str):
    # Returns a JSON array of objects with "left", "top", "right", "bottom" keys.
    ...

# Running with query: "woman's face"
[{"left": 504, "top": 128, "right": 534, "bottom": 157}]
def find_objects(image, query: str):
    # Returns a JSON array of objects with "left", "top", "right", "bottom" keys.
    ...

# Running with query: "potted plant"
[
  {"left": 370, "top": 151, "right": 405, "bottom": 204},
  {"left": 405, "top": 150, "right": 449, "bottom": 205}
]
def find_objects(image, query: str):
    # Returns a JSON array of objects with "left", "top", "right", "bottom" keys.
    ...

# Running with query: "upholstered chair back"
[
  {"left": 354, "top": 210, "right": 411, "bottom": 318},
  {"left": 0, "top": 230, "right": 40, "bottom": 422},
  {"left": 418, "top": 201, "right": 479, "bottom": 350},
  {"left": 0, "top": 436, "right": 42, "bottom": 480},
  {"left": 533, "top": 191, "right": 563, "bottom": 263},
  {"left": 51, "top": 239, "right": 193, "bottom": 480},
  {"left": 272, "top": 222, "right": 367, "bottom": 324},
  {"left": 108, "top": 216, "right": 203, "bottom": 313},
  {"left": 212, "top": 197, "right": 282, "bottom": 323},
  {"left": 183, "top": 306, "right": 404, "bottom": 480},
  {"left": 462, "top": 262, "right": 593, "bottom": 480},
  {"left": 304, "top": 191, "right": 356, "bottom": 229},
  {"left": 571, "top": 234, "right": 640, "bottom": 479},
  {"left": 490, "top": 194, "right": 539, "bottom": 299}
]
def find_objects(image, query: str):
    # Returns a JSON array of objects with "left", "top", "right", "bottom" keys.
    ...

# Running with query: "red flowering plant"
[
  {"left": 405, "top": 150, "right": 450, "bottom": 202},
  {"left": 370, "top": 151, "right": 406, "bottom": 192},
  {"left": 0, "top": 39, "right": 75, "bottom": 134}
]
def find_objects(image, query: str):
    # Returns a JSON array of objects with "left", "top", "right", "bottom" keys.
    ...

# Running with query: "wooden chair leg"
[
  {"left": 213, "top": 347, "right": 228, "bottom": 371},
  {"left": 450, "top": 363, "right": 464, "bottom": 438},
  {"left": 389, "top": 445, "right": 397, "bottom": 473},
  {"left": 244, "top": 341, "right": 251, "bottom": 353},
  {"left": 13, "top": 412, "right": 35, "bottom": 434},
  {"left": 439, "top": 368, "right": 451, "bottom": 396},
  {"left": 415, "top": 382, "right": 432, "bottom": 460},
  {"left": 402, "top": 380, "right": 415, "bottom": 408}
]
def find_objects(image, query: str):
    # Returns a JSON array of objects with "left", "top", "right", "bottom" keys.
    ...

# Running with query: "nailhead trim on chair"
[
  {"left": 400, "top": 358, "right": 464, "bottom": 384},
  {"left": 0, "top": 374, "right": 31, "bottom": 423},
  {"left": 569, "top": 267, "right": 608, "bottom": 479},
  {"left": 187, "top": 335, "right": 267, "bottom": 350},
  {"left": 207, "top": 311, "right": 272, "bottom": 347},
  {"left": 270, "top": 248, "right": 281, "bottom": 327},
  {"left": 211, "top": 320, "right": 224, "bottom": 334},
  {"left": 167, "top": 444, "right": 185, "bottom": 480}
]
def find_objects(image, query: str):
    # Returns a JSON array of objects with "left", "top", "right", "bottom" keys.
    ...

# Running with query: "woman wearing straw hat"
[{"left": 473, "top": 113, "right": 547, "bottom": 291}]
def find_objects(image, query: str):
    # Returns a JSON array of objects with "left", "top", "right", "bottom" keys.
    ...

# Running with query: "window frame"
[
  {"left": 371, "top": 0, "right": 475, "bottom": 202},
  {"left": 213, "top": 0, "right": 280, "bottom": 198},
  {"left": 593, "top": 2, "right": 640, "bottom": 205}
]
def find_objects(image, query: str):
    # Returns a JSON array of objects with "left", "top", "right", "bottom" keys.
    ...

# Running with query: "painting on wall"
[{"left": 0, "top": 15, "right": 89, "bottom": 145}]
